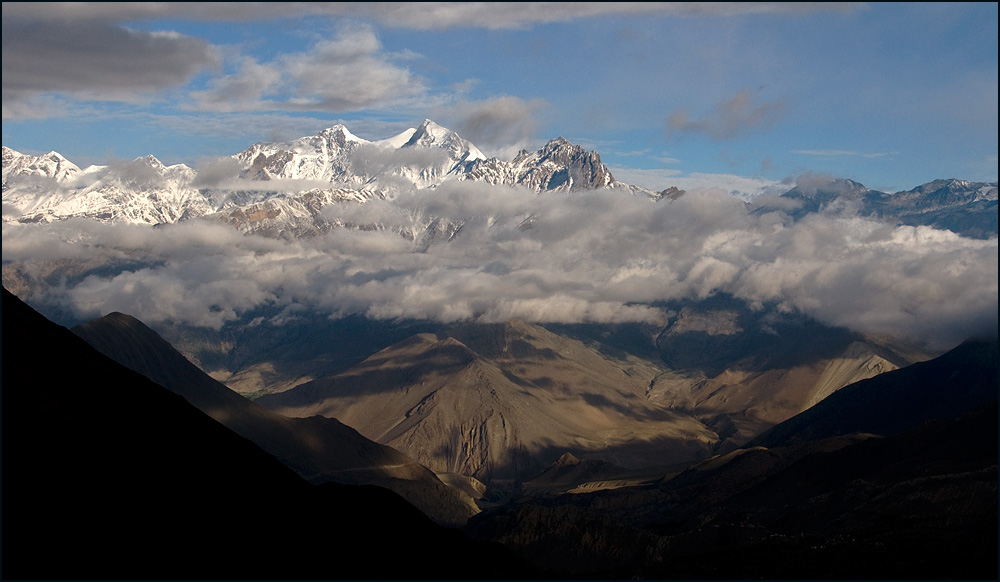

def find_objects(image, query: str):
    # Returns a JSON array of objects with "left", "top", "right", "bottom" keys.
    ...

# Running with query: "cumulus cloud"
[
  {"left": 190, "top": 57, "right": 283, "bottom": 113},
  {"left": 189, "top": 24, "right": 426, "bottom": 113},
  {"left": 668, "top": 90, "right": 785, "bottom": 140},
  {"left": 278, "top": 25, "right": 425, "bottom": 111},
  {"left": 3, "top": 180, "right": 995, "bottom": 352}
]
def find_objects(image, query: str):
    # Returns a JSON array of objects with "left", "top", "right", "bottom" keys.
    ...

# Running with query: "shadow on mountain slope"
[
  {"left": 1, "top": 287, "right": 540, "bottom": 580},
  {"left": 465, "top": 336, "right": 998, "bottom": 579},
  {"left": 71, "top": 310, "right": 480, "bottom": 527}
]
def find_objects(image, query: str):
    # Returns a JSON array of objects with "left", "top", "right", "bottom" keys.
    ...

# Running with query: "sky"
[{"left": 2, "top": 2, "right": 997, "bottom": 195}]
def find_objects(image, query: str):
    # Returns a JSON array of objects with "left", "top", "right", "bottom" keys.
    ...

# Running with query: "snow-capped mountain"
[
  {"left": 234, "top": 119, "right": 487, "bottom": 190},
  {"left": 2, "top": 151, "right": 205, "bottom": 225},
  {"left": 1, "top": 120, "right": 647, "bottom": 234},
  {"left": 2, "top": 147, "right": 81, "bottom": 185},
  {"left": 3, "top": 123, "right": 997, "bottom": 239}
]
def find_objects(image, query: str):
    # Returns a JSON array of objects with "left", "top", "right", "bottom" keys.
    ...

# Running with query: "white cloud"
[
  {"left": 792, "top": 149, "right": 899, "bottom": 159},
  {"left": 4, "top": 180, "right": 995, "bottom": 352},
  {"left": 188, "top": 24, "right": 426, "bottom": 113},
  {"left": 609, "top": 168, "right": 787, "bottom": 201}
]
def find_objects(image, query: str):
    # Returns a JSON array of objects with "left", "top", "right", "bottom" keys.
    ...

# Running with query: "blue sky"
[{"left": 3, "top": 2, "right": 997, "bottom": 194}]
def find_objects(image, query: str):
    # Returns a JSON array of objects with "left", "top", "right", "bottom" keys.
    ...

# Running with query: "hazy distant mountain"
[
  {"left": 2, "top": 287, "right": 538, "bottom": 579},
  {"left": 72, "top": 311, "right": 480, "bottom": 526},
  {"left": 758, "top": 176, "right": 998, "bottom": 239}
]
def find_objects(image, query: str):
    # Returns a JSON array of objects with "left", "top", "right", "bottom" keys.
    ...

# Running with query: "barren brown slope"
[
  {"left": 72, "top": 311, "right": 479, "bottom": 526},
  {"left": 750, "top": 335, "right": 999, "bottom": 447},
  {"left": 462, "top": 337, "right": 998, "bottom": 579},
  {"left": 259, "top": 321, "right": 718, "bottom": 485},
  {"left": 643, "top": 301, "right": 920, "bottom": 450}
]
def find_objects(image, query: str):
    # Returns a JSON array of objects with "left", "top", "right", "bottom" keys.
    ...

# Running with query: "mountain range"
[
  {"left": 2, "top": 119, "right": 997, "bottom": 578},
  {"left": 5, "top": 286, "right": 994, "bottom": 579},
  {"left": 253, "top": 312, "right": 916, "bottom": 487},
  {"left": 3, "top": 120, "right": 996, "bottom": 239}
]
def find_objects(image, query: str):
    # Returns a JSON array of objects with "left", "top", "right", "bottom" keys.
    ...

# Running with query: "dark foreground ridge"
[{"left": 1, "top": 287, "right": 540, "bottom": 580}]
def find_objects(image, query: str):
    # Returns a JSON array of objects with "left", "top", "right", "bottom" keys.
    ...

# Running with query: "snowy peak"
[
  {"left": 231, "top": 120, "right": 487, "bottom": 186},
  {"left": 317, "top": 124, "right": 366, "bottom": 148},
  {"left": 402, "top": 119, "right": 487, "bottom": 164},
  {"left": 404, "top": 119, "right": 453, "bottom": 147},
  {"left": 5, "top": 122, "right": 995, "bottom": 240},
  {"left": 468, "top": 136, "right": 617, "bottom": 192},
  {"left": 2, "top": 147, "right": 81, "bottom": 187}
]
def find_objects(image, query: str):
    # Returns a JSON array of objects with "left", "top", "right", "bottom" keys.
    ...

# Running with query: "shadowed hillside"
[
  {"left": 1, "top": 287, "right": 539, "bottom": 580},
  {"left": 464, "top": 336, "right": 998, "bottom": 579},
  {"left": 72, "top": 310, "right": 479, "bottom": 526}
]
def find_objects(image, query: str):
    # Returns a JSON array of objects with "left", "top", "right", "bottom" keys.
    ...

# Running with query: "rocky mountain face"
[
  {"left": 462, "top": 136, "right": 618, "bottom": 191},
  {"left": 256, "top": 320, "right": 711, "bottom": 486}
]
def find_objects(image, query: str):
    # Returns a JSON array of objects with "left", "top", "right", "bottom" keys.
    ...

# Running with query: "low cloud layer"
[{"left": 3, "top": 181, "right": 996, "bottom": 352}]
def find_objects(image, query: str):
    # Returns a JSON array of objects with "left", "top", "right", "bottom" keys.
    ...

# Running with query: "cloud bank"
[{"left": 3, "top": 181, "right": 995, "bottom": 352}]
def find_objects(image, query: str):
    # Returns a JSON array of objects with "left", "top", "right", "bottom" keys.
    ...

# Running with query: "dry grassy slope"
[{"left": 259, "top": 321, "right": 718, "bottom": 483}]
